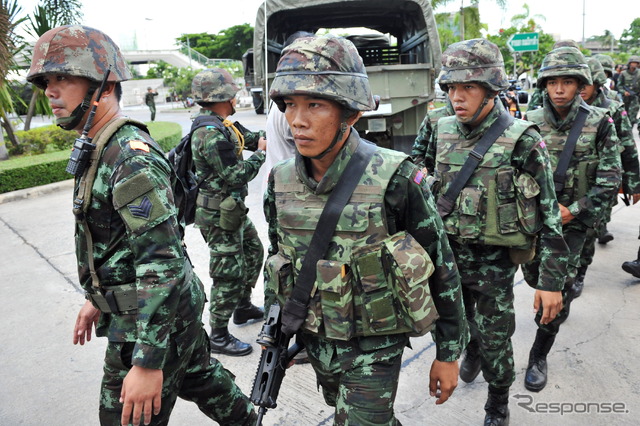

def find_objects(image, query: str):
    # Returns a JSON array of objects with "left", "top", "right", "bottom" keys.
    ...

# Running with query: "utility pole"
[{"left": 582, "top": 0, "right": 586, "bottom": 45}]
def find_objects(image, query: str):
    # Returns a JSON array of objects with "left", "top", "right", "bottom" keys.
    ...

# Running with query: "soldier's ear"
[{"left": 346, "top": 111, "right": 363, "bottom": 126}]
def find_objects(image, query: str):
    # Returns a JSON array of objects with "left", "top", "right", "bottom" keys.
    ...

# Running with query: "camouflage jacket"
[
  {"left": 425, "top": 102, "right": 568, "bottom": 291},
  {"left": 264, "top": 129, "right": 468, "bottom": 361},
  {"left": 411, "top": 101, "right": 455, "bottom": 170},
  {"left": 618, "top": 69, "right": 640, "bottom": 96},
  {"left": 527, "top": 88, "right": 543, "bottom": 111},
  {"left": 592, "top": 89, "right": 640, "bottom": 193},
  {"left": 75, "top": 122, "right": 205, "bottom": 370},
  {"left": 526, "top": 95, "right": 622, "bottom": 227},
  {"left": 191, "top": 110, "right": 265, "bottom": 224}
]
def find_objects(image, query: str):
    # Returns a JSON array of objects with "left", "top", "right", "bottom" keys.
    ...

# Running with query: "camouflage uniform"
[
  {"left": 617, "top": 56, "right": 640, "bottom": 126},
  {"left": 522, "top": 47, "right": 621, "bottom": 392},
  {"left": 265, "top": 35, "right": 467, "bottom": 425},
  {"left": 144, "top": 88, "right": 158, "bottom": 121},
  {"left": 190, "top": 68, "right": 266, "bottom": 355},
  {"left": 411, "top": 100, "right": 454, "bottom": 169},
  {"left": 527, "top": 88, "right": 543, "bottom": 112},
  {"left": 26, "top": 25, "right": 255, "bottom": 425},
  {"left": 425, "top": 39, "right": 568, "bottom": 423},
  {"left": 576, "top": 58, "right": 640, "bottom": 293}
]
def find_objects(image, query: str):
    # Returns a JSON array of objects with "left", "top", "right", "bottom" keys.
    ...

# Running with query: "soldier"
[
  {"left": 26, "top": 25, "right": 256, "bottom": 425},
  {"left": 144, "top": 86, "right": 158, "bottom": 121},
  {"left": 523, "top": 47, "right": 621, "bottom": 392},
  {"left": 424, "top": 38, "right": 567, "bottom": 425},
  {"left": 190, "top": 68, "right": 266, "bottom": 356},
  {"left": 594, "top": 54, "right": 623, "bottom": 101},
  {"left": 527, "top": 39, "right": 582, "bottom": 112},
  {"left": 411, "top": 99, "right": 454, "bottom": 170},
  {"left": 265, "top": 34, "right": 468, "bottom": 425},
  {"left": 573, "top": 57, "right": 640, "bottom": 296},
  {"left": 617, "top": 56, "right": 640, "bottom": 127}
]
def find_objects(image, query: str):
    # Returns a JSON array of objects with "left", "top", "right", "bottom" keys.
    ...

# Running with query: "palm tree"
[
  {"left": 23, "top": 0, "right": 82, "bottom": 131},
  {"left": 432, "top": 0, "right": 507, "bottom": 41},
  {"left": 0, "top": 0, "right": 27, "bottom": 159}
]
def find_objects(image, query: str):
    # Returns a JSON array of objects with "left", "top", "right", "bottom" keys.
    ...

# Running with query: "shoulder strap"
[
  {"left": 190, "top": 114, "right": 231, "bottom": 140},
  {"left": 436, "top": 111, "right": 514, "bottom": 217},
  {"left": 553, "top": 102, "right": 590, "bottom": 193},
  {"left": 280, "top": 140, "right": 377, "bottom": 337},
  {"left": 73, "top": 117, "right": 145, "bottom": 291}
]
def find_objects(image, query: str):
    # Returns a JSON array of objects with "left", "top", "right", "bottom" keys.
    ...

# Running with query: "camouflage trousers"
[
  {"left": 522, "top": 222, "right": 588, "bottom": 335},
  {"left": 99, "top": 321, "right": 256, "bottom": 425},
  {"left": 450, "top": 241, "right": 517, "bottom": 390},
  {"left": 300, "top": 332, "right": 407, "bottom": 426},
  {"left": 200, "top": 216, "right": 264, "bottom": 329},
  {"left": 623, "top": 94, "right": 639, "bottom": 126},
  {"left": 148, "top": 104, "right": 156, "bottom": 121}
]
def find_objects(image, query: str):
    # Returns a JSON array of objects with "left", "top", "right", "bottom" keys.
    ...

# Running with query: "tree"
[
  {"left": 486, "top": 4, "right": 555, "bottom": 80},
  {"left": 177, "top": 23, "right": 254, "bottom": 61},
  {"left": 620, "top": 18, "right": 640, "bottom": 55},
  {"left": 432, "top": 0, "right": 506, "bottom": 41},
  {"left": 22, "top": 0, "right": 82, "bottom": 131},
  {"left": 0, "top": 0, "right": 27, "bottom": 159}
]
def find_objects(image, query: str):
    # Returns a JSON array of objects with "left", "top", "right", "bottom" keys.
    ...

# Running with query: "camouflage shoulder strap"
[
  {"left": 74, "top": 117, "right": 147, "bottom": 291},
  {"left": 436, "top": 111, "right": 514, "bottom": 217},
  {"left": 280, "top": 140, "right": 377, "bottom": 337},
  {"left": 553, "top": 102, "right": 590, "bottom": 193}
]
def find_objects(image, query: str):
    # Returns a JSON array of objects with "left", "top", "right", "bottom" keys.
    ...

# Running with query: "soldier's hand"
[
  {"left": 73, "top": 300, "right": 100, "bottom": 345},
  {"left": 258, "top": 137, "right": 267, "bottom": 151},
  {"left": 558, "top": 204, "right": 574, "bottom": 225},
  {"left": 120, "top": 366, "right": 162, "bottom": 426},
  {"left": 429, "top": 359, "right": 458, "bottom": 405},
  {"left": 534, "top": 290, "right": 563, "bottom": 324}
]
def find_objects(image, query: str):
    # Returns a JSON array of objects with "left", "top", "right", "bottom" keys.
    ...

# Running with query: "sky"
[{"left": 15, "top": 0, "right": 640, "bottom": 51}]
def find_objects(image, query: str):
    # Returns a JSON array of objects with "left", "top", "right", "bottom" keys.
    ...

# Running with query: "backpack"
[{"left": 168, "top": 115, "right": 231, "bottom": 226}]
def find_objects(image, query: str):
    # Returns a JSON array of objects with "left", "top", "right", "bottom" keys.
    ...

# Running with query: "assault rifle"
[{"left": 250, "top": 304, "right": 303, "bottom": 425}]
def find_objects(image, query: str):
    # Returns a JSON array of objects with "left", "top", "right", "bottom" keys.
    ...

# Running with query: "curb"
[{"left": 0, "top": 179, "right": 74, "bottom": 205}]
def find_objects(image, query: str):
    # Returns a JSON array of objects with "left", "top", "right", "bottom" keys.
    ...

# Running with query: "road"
[{"left": 0, "top": 104, "right": 639, "bottom": 425}]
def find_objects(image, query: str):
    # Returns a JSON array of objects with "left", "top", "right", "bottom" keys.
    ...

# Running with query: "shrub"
[
  {"left": 13, "top": 125, "right": 76, "bottom": 155},
  {"left": 0, "top": 121, "right": 183, "bottom": 194}
]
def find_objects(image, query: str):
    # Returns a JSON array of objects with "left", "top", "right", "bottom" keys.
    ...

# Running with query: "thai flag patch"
[{"left": 414, "top": 169, "right": 425, "bottom": 184}]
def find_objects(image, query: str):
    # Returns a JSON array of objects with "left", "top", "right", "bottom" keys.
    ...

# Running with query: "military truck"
[{"left": 249, "top": 0, "right": 442, "bottom": 153}]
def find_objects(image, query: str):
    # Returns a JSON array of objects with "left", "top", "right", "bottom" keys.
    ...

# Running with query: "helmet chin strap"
[
  {"left": 461, "top": 94, "right": 493, "bottom": 125},
  {"left": 309, "top": 121, "right": 349, "bottom": 160},
  {"left": 56, "top": 86, "right": 97, "bottom": 131}
]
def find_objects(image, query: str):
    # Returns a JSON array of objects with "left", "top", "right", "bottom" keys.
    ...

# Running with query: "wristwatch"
[
  {"left": 568, "top": 203, "right": 581, "bottom": 217},
  {"left": 255, "top": 149, "right": 266, "bottom": 156}
]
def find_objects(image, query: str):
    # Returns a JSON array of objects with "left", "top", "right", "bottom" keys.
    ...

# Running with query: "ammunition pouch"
[
  {"left": 265, "top": 232, "right": 439, "bottom": 340},
  {"left": 219, "top": 196, "right": 248, "bottom": 231}
]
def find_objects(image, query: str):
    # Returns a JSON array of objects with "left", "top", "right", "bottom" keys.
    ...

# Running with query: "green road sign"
[{"left": 507, "top": 32, "right": 539, "bottom": 53}]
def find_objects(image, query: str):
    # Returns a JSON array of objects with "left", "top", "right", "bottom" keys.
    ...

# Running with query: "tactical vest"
[
  {"left": 265, "top": 148, "right": 438, "bottom": 341},
  {"left": 434, "top": 116, "right": 541, "bottom": 248},
  {"left": 526, "top": 106, "right": 606, "bottom": 205}
]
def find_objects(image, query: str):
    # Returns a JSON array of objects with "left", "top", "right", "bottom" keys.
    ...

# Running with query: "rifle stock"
[{"left": 250, "top": 304, "right": 303, "bottom": 426}]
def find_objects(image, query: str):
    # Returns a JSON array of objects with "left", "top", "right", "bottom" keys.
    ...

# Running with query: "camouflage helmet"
[
  {"left": 438, "top": 38, "right": 509, "bottom": 92},
  {"left": 553, "top": 39, "right": 580, "bottom": 49},
  {"left": 593, "top": 53, "right": 615, "bottom": 74},
  {"left": 586, "top": 57, "right": 607, "bottom": 86},
  {"left": 27, "top": 25, "right": 131, "bottom": 90},
  {"left": 269, "top": 34, "right": 376, "bottom": 112},
  {"left": 191, "top": 68, "right": 239, "bottom": 103},
  {"left": 537, "top": 47, "right": 592, "bottom": 87},
  {"left": 628, "top": 55, "right": 640, "bottom": 65}
]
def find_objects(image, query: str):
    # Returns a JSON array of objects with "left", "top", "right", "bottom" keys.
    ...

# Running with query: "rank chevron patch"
[{"left": 128, "top": 196, "right": 153, "bottom": 219}]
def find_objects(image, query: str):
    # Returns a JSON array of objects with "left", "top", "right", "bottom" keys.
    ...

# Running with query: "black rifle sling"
[
  {"left": 553, "top": 103, "right": 590, "bottom": 193},
  {"left": 436, "top": 111, "right": 514, "bottom": 217},
  {"left": 280, "top": 140, "right": 377, "bottom": 337}
]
